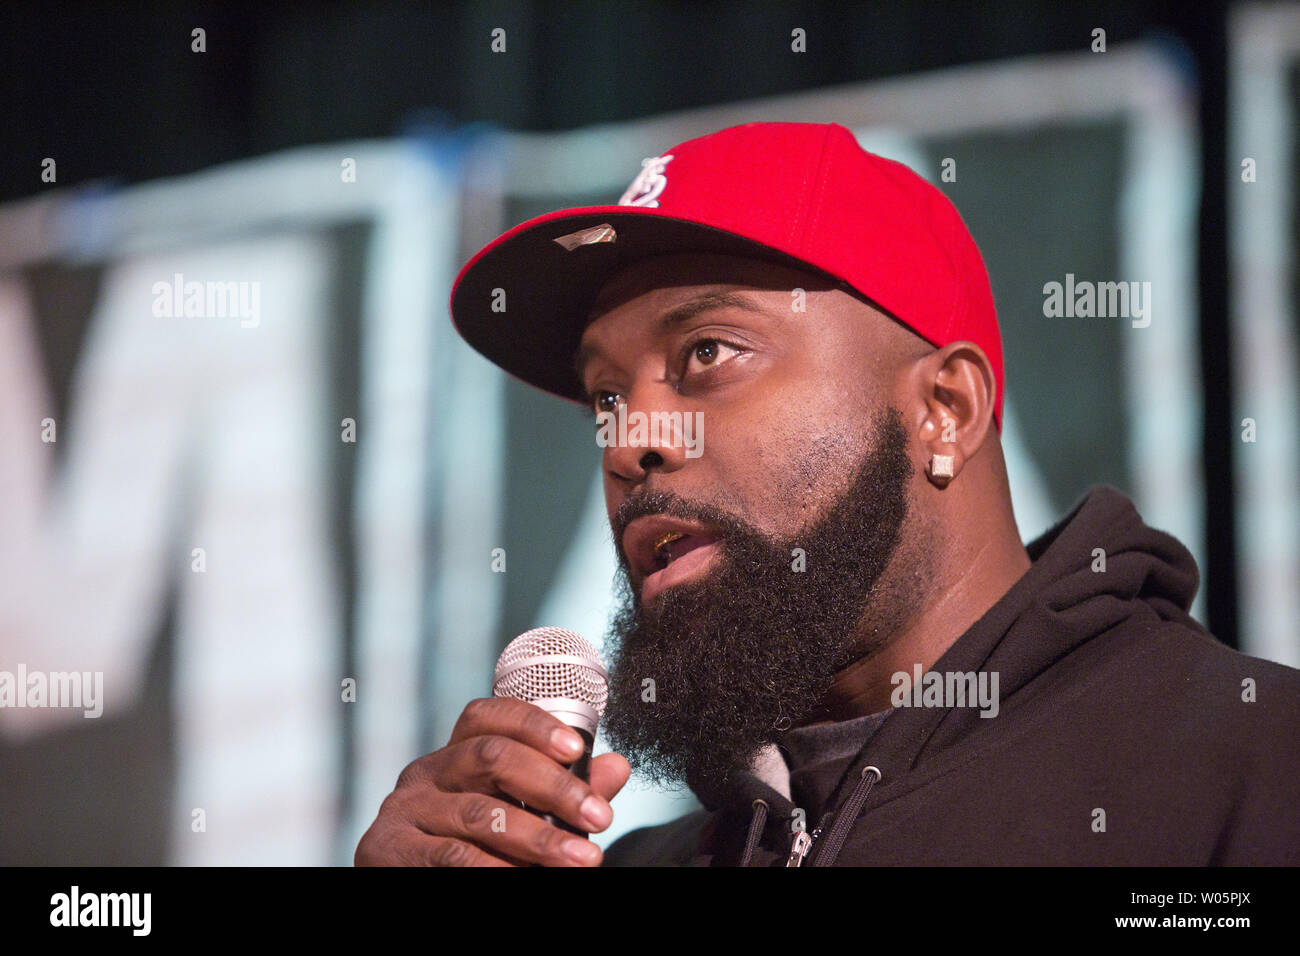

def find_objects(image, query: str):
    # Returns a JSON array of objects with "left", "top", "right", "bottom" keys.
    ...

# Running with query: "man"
[{"left": 355, "top": 122, "right": 1300, "bottom": 866}]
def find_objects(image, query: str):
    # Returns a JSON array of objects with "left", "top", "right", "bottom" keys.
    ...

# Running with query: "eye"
[
  {"left": 591, "top": 390, "right": 623, "bottom": 417},
  {"left": 683, "top": 338, "right": 744, "bottom": 376}
]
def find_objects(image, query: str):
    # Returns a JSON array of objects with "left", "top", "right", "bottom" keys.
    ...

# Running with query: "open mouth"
[{"left": 622, "top": 517, "right": 724, "bottom": 604}]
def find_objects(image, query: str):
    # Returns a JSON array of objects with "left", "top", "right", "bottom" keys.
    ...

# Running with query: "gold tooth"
[{"left": 653, "top": 531, "right": 686, "bottom": 555}]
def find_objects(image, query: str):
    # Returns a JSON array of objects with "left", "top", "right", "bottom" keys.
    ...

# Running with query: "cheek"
[
  {"left": 760, "top": 431, "right": 868, "bottom": 526},
  {"left": 707, "top": 383, "right": 880, "bottom": 533}
]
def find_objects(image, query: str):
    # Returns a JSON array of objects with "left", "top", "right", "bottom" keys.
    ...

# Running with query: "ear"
[{"left": 908, "top": 341, "right": 997, "bottom": 487}]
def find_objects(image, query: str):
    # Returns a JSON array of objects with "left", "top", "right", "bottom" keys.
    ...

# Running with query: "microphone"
[{"left": 492, "top": 627, "right": 609, "bottom": 835}]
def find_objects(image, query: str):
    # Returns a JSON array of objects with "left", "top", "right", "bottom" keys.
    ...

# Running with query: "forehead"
[
  {"left": 586, "top": 252, "right": 832, "bottom": 321},
  {"left": 573, "top": 252, "right": 932, "bottom": 389}
]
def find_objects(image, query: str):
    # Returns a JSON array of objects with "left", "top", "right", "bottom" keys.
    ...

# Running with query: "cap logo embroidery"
[{"left": 618, "top": 154, "right": 674, "bottom": 207}]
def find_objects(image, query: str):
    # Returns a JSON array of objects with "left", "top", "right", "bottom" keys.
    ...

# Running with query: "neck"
[{"left": 803, "top": 518, "right": 1031, "bottom": 726}]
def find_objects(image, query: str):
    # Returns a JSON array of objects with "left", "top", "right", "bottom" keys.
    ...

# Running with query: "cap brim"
[{"left": 449, "top": 205, "right": 835, "bottom": 405}]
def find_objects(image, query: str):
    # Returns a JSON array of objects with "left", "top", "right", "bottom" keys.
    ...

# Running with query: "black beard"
[{"left": 601, "top": 406, "right": 914, "bottom": 802}]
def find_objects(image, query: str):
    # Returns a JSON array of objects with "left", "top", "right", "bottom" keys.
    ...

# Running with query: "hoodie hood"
[
  {"left": 905, "top": 482, "right": 1201, "bottom": 768},
  {"left": 693, "top": 484, "right": 1203, "bottom": 848}
]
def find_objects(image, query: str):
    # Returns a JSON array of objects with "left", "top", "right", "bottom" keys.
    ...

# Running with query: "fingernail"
[
  {"left": 564, "top": 837, "right": 600, "bottom": 864},
  {"left": 581, "top": 794, "right": 612, "bottom": 830},
  {"left": 552, "top": 728, "right": 583, "bottom": 757}
]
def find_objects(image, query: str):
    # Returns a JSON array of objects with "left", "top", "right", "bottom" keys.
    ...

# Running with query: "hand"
[{"left": 354, "top": 697, "right": 631, "bottom": 866}]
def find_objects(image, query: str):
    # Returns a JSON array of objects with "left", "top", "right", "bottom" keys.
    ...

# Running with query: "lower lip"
[{"left": 641, "top": 541, "right": 723, "bottom": 604}]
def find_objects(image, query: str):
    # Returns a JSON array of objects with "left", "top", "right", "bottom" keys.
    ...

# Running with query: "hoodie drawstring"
[
  {"left": 739, "top": 798, "right": 769, "bottom": 867},
  {"left": 737, "top": 766, "right": 881, "bottom": 866},
  {"left": 810, "top": 765, "right": 881, "bottom": 867}
]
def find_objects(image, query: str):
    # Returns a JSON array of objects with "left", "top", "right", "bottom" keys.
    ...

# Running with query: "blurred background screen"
[{"left": 0, "top": 1, "right": 1295, "bottom": 865}]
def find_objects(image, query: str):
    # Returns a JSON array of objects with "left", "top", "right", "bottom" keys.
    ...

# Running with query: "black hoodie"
[{"left": 602, "top": 485, "right": 1300, "bottom": 866}]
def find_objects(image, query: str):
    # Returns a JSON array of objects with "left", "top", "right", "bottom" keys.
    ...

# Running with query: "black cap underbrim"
[{"left": 449, "top": 209, "right": 837, "bottom": 405}]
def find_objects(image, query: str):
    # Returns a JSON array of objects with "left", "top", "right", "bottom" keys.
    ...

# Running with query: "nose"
[{"left": 603, "top": 381, "right": 693, "bottom": 485}]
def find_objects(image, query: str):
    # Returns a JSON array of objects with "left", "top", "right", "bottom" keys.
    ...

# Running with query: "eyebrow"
[{"left": 572, "top": 290, "right": 772, "bottom": 386}]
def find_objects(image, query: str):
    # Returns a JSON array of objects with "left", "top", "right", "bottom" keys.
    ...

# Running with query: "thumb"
[{"left": 588, "top": 751, "right": 631, "bottom": 805}]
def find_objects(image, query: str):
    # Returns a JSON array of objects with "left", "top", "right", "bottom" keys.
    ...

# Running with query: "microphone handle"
[{"left": 523, "top": 726, "right": 594, "bottom": 837}]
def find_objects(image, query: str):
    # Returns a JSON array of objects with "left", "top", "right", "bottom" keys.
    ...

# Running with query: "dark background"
[
  {"left": 4, "top": 0, "right": 1230, "bottom": 636},
  {"left": 8, "top": 0, "right": 1231, "bottom": 641}
]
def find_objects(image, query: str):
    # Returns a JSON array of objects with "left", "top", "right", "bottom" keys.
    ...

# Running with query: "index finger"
[{"left": 447, "top": 697, "right": 586, "bottom": 764}]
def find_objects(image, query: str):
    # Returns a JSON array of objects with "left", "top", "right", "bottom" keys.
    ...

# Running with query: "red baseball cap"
[{"left": 449, "top": 121, "right": 1004, "bottom": 426}]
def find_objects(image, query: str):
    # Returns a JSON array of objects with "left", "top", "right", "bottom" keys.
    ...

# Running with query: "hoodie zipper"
[
  {"left": 785, "top": 826, "right": 821, "bottom": 866},
  {"left": 783, "top": 764, "right": 883, "bottom": 867}
]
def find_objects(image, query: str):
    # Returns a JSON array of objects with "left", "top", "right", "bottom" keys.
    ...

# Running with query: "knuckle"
[
  {"left": 473, "top": 734, "right": 509, "bottom": 769},
  {"left": 557, "top": 774, "right": 589, "bottom": 809},
  {"left": 532, "top": 822, "right": 566, "bottom": 857},
  {"left": 375, "top": 790, "right": 409, "bottom": 825},
  {"left": 360, "top": 824, "right": 407, "bottom": 866},
  {"left": 457, "top": 795, "right": 495, "bottom": 830},
  {"left": 461, "top": 697, "right": 494, "bottom": 726},
  {"left": 428, "top": 838, "right": 476, "bottom": 868},
  {"left": 395, "top": 752, "right": 437, "bottom": 791},
  {"left": 395, "top": 763, "right": 421, "bottom": 791},
  {"left": 525, "top": 707, "right": 559, "bottom": 740},
  {"left": 353, "top": 833, "right": 377, "bottom": 865}
]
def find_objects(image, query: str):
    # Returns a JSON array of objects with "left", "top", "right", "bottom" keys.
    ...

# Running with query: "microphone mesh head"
[{"left": 493, "top": 626, "right": 608, "bottom": 717}]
